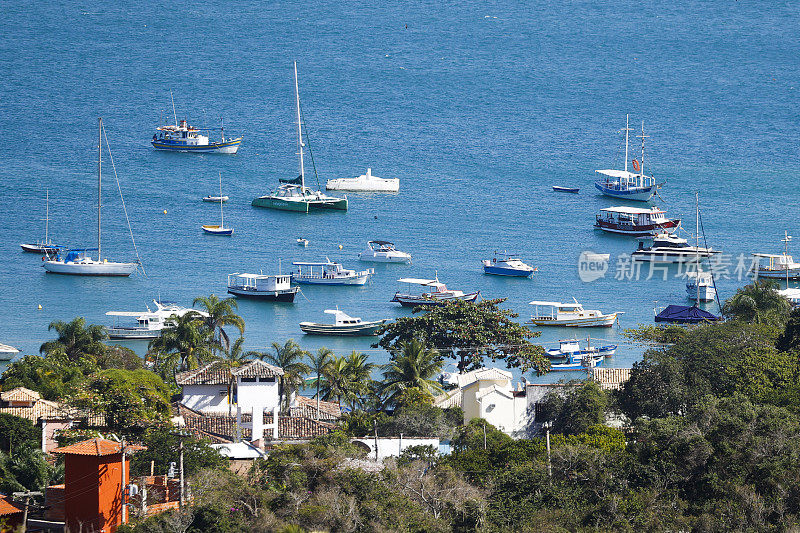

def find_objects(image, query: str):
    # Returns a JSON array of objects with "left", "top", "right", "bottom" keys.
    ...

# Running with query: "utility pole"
[
  {"left": 120, "top": 437, "right": 127, "bottom": 525},
  {"left": 179, "top": 435, "right": 185, "bottom": 508},
  {"left": 482, "top": 423, "right": 487, "bottom": 450},
  {"left": 373, "top": 421, "right": 379, "bottom": 461},
  {"left": 542, "top": 421, "right": 553, "bottom": 482},
  {"left": 12, "top": 491, "right": 42, "bottom": 532}
]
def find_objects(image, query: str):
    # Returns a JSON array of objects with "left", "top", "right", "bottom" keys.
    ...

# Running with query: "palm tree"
[
  {"left": 306, "top": 348, "right": 333, "bottom": 420},
  {"left": 722, "top": 279, "right": 791, "bottom": 325},
  {"left": 319, "top": 351, "right": 375, "bottom": 411},
  {"left": 148, "top": 312, "right": 218, "bottom": 375},
  {"left": 192, "top": 294, "right": 245, "bottom": 353},
  {"left": 39, "top": 317, "right": 108, "bottom": 365},
  {"left": 381, "top": 339, "right": 443, "bottom": 407},
  {"left": 256, "top": 340, "right": 311, "bottom": 412},
  {"left": 222, "top": 336, "right": 251, "bottom": 368}
]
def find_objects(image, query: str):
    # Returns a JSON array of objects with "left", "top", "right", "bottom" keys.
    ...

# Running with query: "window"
[
  {"left": 241, "top": 377, "right": 256, "bottom": 383},
  {"left": 258, "top": 377, "right": 275, "bottom": 383}
]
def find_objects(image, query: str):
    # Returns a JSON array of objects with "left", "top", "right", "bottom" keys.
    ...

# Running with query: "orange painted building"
[{"left": 52, "top": 438, "right": 145, "bottom": 533}]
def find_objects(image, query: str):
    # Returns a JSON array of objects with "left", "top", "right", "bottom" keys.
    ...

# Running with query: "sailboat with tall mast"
[
  {"left": 43, "top": 118, "right": 139, "bottom": 276},
  {"left": 21, "top": 189, "right": 59, "bottom": 254},
  {"left": 685, "top": 192, "right": 717, "bottom": 302},
  {"left": 594, "top": 116, "right": 660, "bottom": 201},
  {"left": 202, "top": 172, "right": 233, "bottom": 235},
  {"left": 251, "top": 62, "right": 348, "bottom": 212}
]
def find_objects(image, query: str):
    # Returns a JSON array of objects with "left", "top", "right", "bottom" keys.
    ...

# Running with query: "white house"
[{"left": 175, "top": 359, "right": 283, "bottom": 415}]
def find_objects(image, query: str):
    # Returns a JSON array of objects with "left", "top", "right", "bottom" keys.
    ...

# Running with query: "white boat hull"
[
  {"left": 43, "top": 260, "right": 137, "bottom": 276},
  {"left": 686, "top": 283, "right": 716, "bottom": 302},
  {"left": 326, "top": 179, "right": 399, "bottom": 192},
  {"left": 359, "top": 253, "right": 411, "bottom": 263},
  {"left": 528, "top": 313, "right": 619, "bottom": 327},
  {"left": 292, "top": 273, "right": 370, "bottom": 285}
]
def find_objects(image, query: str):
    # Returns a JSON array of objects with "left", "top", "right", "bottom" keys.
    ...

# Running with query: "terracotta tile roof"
[
  {"left": 292, "top": 396, "right": 342, "bottom": 420},
  {"left": 589, "top": 368, "right": 632, "bottom": 390},
  {"left": 1, "top": 387, "right": 41, "bottom": 403},
  {"left": 0, "top": 495, "right": 23, "bottom": 517},
  {"left": 52, "top": 437, "right": 146, "bottom": 456},
  {"left": 0, "top": 398, "right": 67, "bottom": 423},
  {"left": 175, "top": 360, "right": 284, "bottom": 386},
  {"left": 181, "top": 411, "right": 334, "bottom": 441}
]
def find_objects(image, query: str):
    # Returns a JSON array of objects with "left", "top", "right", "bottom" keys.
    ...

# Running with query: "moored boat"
[
  {"left": 152, "top": 93, "right": 241, "bottom": 153},
  {"left": 545, "top": 338, "right": 617, "bottom": 359},
  {"left": 594, "top": 115, "right": 660, "bottom": 201},
  {"left": 594, "top": 206, "right": 679, "bottom": 236},
  {"left": 686, "top": 270, "right": 716, "bottom": 302},
  {"left": 482, "top": 252, "right": 536, "bottom": 277},
  {"left": 751, "top": 232, "right": 800, "bottom": 281},
  {"left": 358, "top": 241, "right": 412, "bottom": 263},
  {"left": 0, "top": 344, "right": 19, "bottom": 362},
  {"left": 654, "top": 304, "right": 721, "bottom": 324},
  {"left": 291, "top": 260, "right": 373, "bottom": 285},
  {"left": 202, "top": 172, "right": 233, "bottom": 235},
  {"left": 227, "top": 273, "right": 298, "bottom": 302},
  {"left": 391, "top": 277, "right": 480, "bottom": 307},
  {"left": 326, "top": 168, "right": 399, "bottom": 192},
  {"left": 21, "top": 188, "right": 60, "bottom": 254},
  {"left": 550, "top": 353, "right": 604, "bottom": 371},
  {"left": 631, "top": 233, "right": 719, "bottom": 263},
  {"left": 202, "top": 196, "right": 229, "bottom": 203},
  {"left": 528, "top": 299, "right": 622, "bottom": 327},
  {"left": 299, "top": 308, "right": 388, "bottom": 336},
  {"left": 106, "top": 300, "right": 206, "bottom": 340},
  {"left": 552, "top": 186, "right": 579, "bottom": 193}
]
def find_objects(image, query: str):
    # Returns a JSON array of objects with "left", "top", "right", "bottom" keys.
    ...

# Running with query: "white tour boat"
[
  {"left": 227, "top": 273, "right": 298, "bottom": 302},
  {"left": 252, "top": 62, "right": 347, "bottom": 212},
  {"left": 106, "top": 301, "right": 207, "bottom": 340},
  {"left": 594, "top": 115, "right": 661, "bottom": 201},
  {"left": 43, "top": 118, "right": 140, "bottom": 276},
  {"left": 528, "top": 299, "right": 622, "bottom": 327},
  {"left": 632, "top": 233, "right": 719, "bottom": 263},
  {"left": 291, "top": 260, "right": 373, "bottom": 285},
  {"left": 21, "top": 188, "right": 60, "bottom": 254},
  {"left": 299, "top": 308, "right": 388, "bottom": 336},
  {"left": 751, "top": 232, "right": 800, "bottom": 281},
  {"left": 326, "top": 168, "right": 399, "bottom": 192},
  {"left": 391, "top": 277, "right": 480, "bottom": 307},
  {"left": 358, "top": 241, "right": 412, "bottom": 263},
  {"left": 595, "top": 206, "right": 679, "bottom": 236}
]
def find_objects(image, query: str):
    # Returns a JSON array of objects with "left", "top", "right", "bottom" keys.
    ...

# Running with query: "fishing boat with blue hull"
[
  {"left": 152, "top": 93, "right": 241, "bottom": 154},
  {"left": 392, "top": 277, "right": 480, "bottom": 307},
  {"left": 594, "top": 115, "right": 660, "bottom": 202},
  {"left": 550, "top": 353, "right": 604, "bottom": 371},
  {"left": 545, "top": 338, "right": 617, "bottom": 359},
  {"left": 482, "top": 252, "right": 536, "bottom": 277}
]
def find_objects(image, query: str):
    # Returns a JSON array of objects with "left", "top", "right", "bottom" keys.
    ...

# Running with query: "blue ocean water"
[{"left": 2, "top": 1, "right": 799, "bottom": 382}]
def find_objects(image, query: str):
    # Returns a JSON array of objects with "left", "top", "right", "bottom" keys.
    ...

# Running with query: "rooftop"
[
  {"left": 176, "top": 359, "right": 284, "bottom": 386},
  {"left": 1, "top": 386, "right": 41, "bottom": 403},
  {"left": 52, "top": 437, "right": 146, "bottom": 457},
  {"left": 0, "top": 495, "right": 23, "bottom": 517}
]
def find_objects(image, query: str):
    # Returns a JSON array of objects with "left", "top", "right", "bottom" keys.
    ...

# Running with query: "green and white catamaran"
[{"left": 252, "top": 62, "right": 348, "bottom": 213}]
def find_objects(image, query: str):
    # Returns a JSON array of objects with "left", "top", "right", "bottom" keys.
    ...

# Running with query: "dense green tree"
[
  {"left": 72, "top": 369, "right": 172, "bottom": 432},
  {"left": 39, "top": 317, "right": 107, "bottom": 366},
  {"left": 130, "top": 429, "right": 226, "bottom": 478},
  {"left": 0, "top": 354, "right": 86, "bottom": 400},
  {"left": 0, "top": 447, "right": 61, "bottom": 494},
  {"left": 96, "top": 344, "right": 144, "bottom": 370},
  {"left": 256, "top": 340, "right": 310, "bottom": 412},
  {"left": 376, "top": 298, "right": 549, "bottom": 374},
  {"left": 380, "top": 339, "right": 443, "bottom": 407},
  {"left": 192, "top": 294, "right": 245, "bottom": 353},
  {"left": 776, "top": 306, "right": 800, "bottom": 352},
  {"left": 538, "top": 381, "right": 608, "bottom": 435},
  {"left": 616, "top": 351, "right": 689, "bottom": 420},
  {"left": 0, "top": 414, "right": 38, "bottom": 454},
  {"left": 722, "top": 279, "right": 791, "bottom": 327},
  {"left": 305, "top": 348, "right": 332, "bottom": 419}
]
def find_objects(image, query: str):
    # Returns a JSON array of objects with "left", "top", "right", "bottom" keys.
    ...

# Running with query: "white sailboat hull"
[
  {"left": 43, "top": 260, "right": 137, "bottom": 276},
  {"left": 528, "top": 313, "right": 619, "bottom": 327}
]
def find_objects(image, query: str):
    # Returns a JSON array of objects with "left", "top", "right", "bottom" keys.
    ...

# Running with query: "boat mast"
[
  {"left": 294, "top": 61, "right": 306, "bottom": 195},
  {"left": 695, "top": 191, "right": 700, "bottom": 307},
  {"left": 45, "top": 188, "right": 49, "bottom": 245},
  {"left": 783, "top": 230, "right": 792, "bottom": 287},
  {"left": 219, "top": 171, "right": 224, "bottom": 228},
  {"left": 98, "top": 117, "right": 102, "bottom": 261},
  {"left": 623, "top": 114, "right": 630, "bottom": 173},
  {"left": 170, "top": 90, "right": 178, "bottom": 126},
  {"left": 637, "top": 121, "right": 648, "bottom": 189}
]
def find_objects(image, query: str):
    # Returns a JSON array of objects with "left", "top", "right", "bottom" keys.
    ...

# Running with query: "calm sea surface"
[{"left": 2, "top": 1, "right": 799, "bottom": 382}]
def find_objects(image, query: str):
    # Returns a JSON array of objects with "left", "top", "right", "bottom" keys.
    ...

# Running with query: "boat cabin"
[
  {"left": 529, "top": 301, "right": 590, "bottom": 321},
  {"left": 597, "top": 206, "right": 670, "bottom": 227},
  {"left": 368, "top": 240, "right": 397, "bottom": 252},
  {"left": 293, "top": 260, "right": 353, "bottom": 279},
  {"left": 325, "top": 308, "right": 364, "bottom": 326},
  {"left": 228, "top": 273, "right": 292, "bottom": 292},
  {"left": 155, "top": 120, "right": 211, "bottom": 146},
  {"left": 752, "top": 253, "right": 800, "bottom": 272}
]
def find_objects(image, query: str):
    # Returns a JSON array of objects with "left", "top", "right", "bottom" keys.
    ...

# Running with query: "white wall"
[
  {"left": 236, "top": 378, "right": 279, "bottom": 413},
  {"left": 182, "top": 384, "right": 230, "bottom": 414},
  {"left": 352, "top": 437, "right": 442, "bottom": 461}
]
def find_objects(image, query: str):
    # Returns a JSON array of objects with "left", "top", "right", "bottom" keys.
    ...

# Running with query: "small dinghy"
[
  {"left": 300, "top": 308, "right": 388, "bottom": 336},
  {"left": 297, "top": 238, "right": 309, "bottom": 247},
  {"left": 202, "top": 173, "right": 233, "bottom": 235},
  {"left": 203, "top": 195, "right": 229, "bottom": 203},
  {"left": 552, "top": 186, "right": 579, "bottom": 193}
]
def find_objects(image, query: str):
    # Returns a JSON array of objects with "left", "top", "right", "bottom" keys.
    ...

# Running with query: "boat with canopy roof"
[
  {"left": 299, "top": 308, "right": 388, "bottom": 336},
  {"left": 595, "top": 206, "right": 679, "bottom": 236},
  {"left": 291, "top": 259, "right": 373, "bottom": 285},
  {"left": 152, "top": 92, "right": 241, "bottom": 153},
  {"left": 594, "top": 115, "right": 661, "bottom": 201},
  {"left": 391, "top": 276, "right": 480, "bottom": 307}
]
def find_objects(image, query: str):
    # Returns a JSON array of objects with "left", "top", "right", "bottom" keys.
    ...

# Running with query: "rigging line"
[
  {"left": 101, "top": 122, "right": 147, "bottom": 278},
  {"left": 698, "top": 204, "right": 721, "bottom": 312},
  {"left": 298, "top": 103, "right": 322, "bottom": 190}
]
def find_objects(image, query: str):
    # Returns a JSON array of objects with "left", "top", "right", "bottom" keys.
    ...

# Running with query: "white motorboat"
[
  {"left": 631, "top": 233, "right": 719, "bottom": 263},
  {"left": 528, "top": 299, "right": 622, "bottom": 327},
  {"left": 202, "top": 195, "right": 229, "bottom": 203},
  {"left": 43, "top": 119, "right": 140, "bottom": 277},
  {"left": 391, "top": 276, "right": 480, "bottom": 307},
  {"left": 751, "top": 232, "right": 800, "bottom": 281},
  {"left": 251, "top": 63, "right": 347, "bottom": 212},
  {"left": 299, "top": 308, "right": 388, "bottom": 336},
  {"left": 202, "top": 172, "right": 233, "bottom": 236},
  {"left": 545, "top": 338, "right": 617, "bottom": 359},
  {"left": 297, "top": 238, "right": 309, "bottom": 247},
  {"left": 227, "top": 273, "right": 298, "bottom": 302},
  {"left": 594, "top": 115, "right": 661, "bottom": 202},
  {"left": 21, "top": 188, "right": 60, "bottom": 254},
  {"left": 291, "top": 259, "right": 373, "bottom": 285},
  {"left": 0, "top": 344, "right": 19, "bottom": 362},
  {"left": 106, "top": 300, "right": 207, "bottom": 340},
  {"left": 326, "top": 168, "right": 399, "bottom": 192},
  {"left": 686, "top": 270, "right": 716, "bottom": 302},
  {"left": 358, "top": 241, "right": 411, "bottom": 263},
  {"left": 778, "top": 288, "right": 800, "bottom": 306}
]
